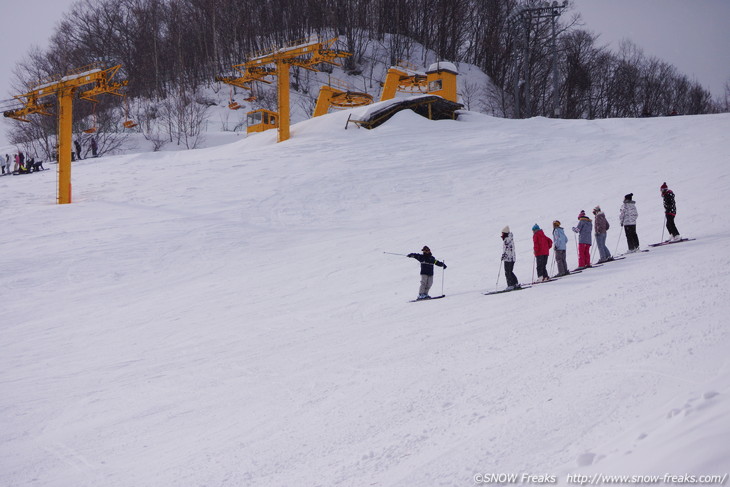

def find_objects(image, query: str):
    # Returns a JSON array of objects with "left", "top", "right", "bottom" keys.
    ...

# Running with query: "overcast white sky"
[
  {"left": 572, "top": 0, "right": 729, "bottom": 99},
  {"left": 1, "top": 0, "right": 728, "bottom": 146}
]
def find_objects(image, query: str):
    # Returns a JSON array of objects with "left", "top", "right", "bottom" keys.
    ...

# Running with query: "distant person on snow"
[
  {"left": 593, "top": 206, "right": 613, "bottom": 263},
  {"left": 74, "top": 139, "right": 83, "bottom": 160},
  {"left": 407, "top": 245, "right": 446, "bottom": 300},
  {"left": 90, "top": 137, "right": 98, "bottom": 157},
  {"left": 661, "top": 182, "right": 681, "bottom": 241},
  {"left": 2, "top": 154, "right": 9, "bottom": 175},
  {"left": 532, "top": 224, "right": 552, "bottom": 282},
  {"left": 572, "top": 210, "right": 593, "bottom": 268},
  {"left": 552, "top": 220, "right": 569, "bottom": 277},
  {"left": 501, "top": 226, "right": 520, "bottom": 290},
  {"left": 619, "top": 193, "right": 640, "bottom": 252}
]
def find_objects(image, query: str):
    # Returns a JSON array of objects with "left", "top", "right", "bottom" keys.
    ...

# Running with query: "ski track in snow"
[{"left": 1, "top": 110, "right": 729, "bottom": 486}]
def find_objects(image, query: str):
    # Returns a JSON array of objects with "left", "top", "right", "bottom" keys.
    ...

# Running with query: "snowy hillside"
[{"left": 2, "top": 109, "right": 729, "bottom": 486}]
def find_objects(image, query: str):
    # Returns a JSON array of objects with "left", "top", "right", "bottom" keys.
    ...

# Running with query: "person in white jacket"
[
  {"left": 501, "top": 226, "right": 520, "bottom": 289},
  {"left": 619, "top": 193, "right": 640, "bottom": 252}
]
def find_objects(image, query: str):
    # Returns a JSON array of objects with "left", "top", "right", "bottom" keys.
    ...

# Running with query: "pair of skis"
[
  {"left": 485, "top": 268, "right": 588, "bottom": 295},
  {"left": 648, "top": 237, "right": 695, "bottom": 247},
  {"left": 409, "top": 295, "right": 446, "bottom": 303}
]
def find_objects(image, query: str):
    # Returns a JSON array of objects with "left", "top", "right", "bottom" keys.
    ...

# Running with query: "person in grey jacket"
[
  {"left": 552, "top": 220, "right": 569, "bottom": 277},
  {"left": 572, "top": 210, "right": 593, "bottom": 268},
  {"left": 619, "top": 193, "right": 640, "bottom": 252},
  {"left": 593, "top": 206, "right": 613, "bottom": 263}
]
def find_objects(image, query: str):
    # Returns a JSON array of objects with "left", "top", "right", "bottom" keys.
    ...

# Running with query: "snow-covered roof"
[
  {"left": 426, "top": 61, "right": 458, "bottom": 74},
  {"left": 32, "top": 68, "right": 103, "bottom": 93}
]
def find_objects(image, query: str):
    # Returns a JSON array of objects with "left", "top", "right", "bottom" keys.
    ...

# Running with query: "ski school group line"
[
  {"left": 397, "top": 182, "right": 688, "bottom": 301},
  {"left": 0, "top": 152, "right": 46, "bottom": 176}
]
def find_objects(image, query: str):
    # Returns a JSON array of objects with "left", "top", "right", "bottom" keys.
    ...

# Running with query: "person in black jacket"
[
  {"left": 407, "top": 245, "right": 447, "bottom": 300},
  {"left": 74, "top": 139, "right": 82, "bottom": 160},
  {"left": 661, "top": 182, "right": 681, "bottom": 241}
]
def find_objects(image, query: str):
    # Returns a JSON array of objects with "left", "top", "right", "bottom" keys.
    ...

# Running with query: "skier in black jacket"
[
  {"left": 407, "top": 246, "right": 447, "bottom": 300},
  {"left": 661, "top": 182, "right": 681, "bottom": 241}
]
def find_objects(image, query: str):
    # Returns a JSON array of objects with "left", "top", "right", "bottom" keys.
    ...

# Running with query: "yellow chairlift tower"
[
  {"left": 217, "top": 38, "right": 352, "bottom": 142},
  {"left": 3, "top": 64, "right": 128, "bottom": 204}
]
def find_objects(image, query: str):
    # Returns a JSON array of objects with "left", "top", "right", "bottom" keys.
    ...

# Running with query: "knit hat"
[
  {"left": 552, "top": 220, "right": 561, "bottom": 227},
  {"left": 422, "top": 245, "right": 431, "bottom": 252},
  {"left": 502, "top": 225, "right": 510, "bottom": 234},
  {"left": 661, "top": 182, "right": 668, "bottom": 192},
  {"left": 532, "top": 223, "right": 540, "bottom": 232},
  {"left": 578, "top": 210, "right": 586, "bottom": 219},
  {"left": 624, "top": 193, "right": 633, "bottom": 202},
  {"left": 593, "top": 205, "right": 601, "bottom": 214}
]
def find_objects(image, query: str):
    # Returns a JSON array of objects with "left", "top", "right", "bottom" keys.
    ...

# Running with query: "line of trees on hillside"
[{"left": 6, "top": 0, "right": 727, "bottom": 156}]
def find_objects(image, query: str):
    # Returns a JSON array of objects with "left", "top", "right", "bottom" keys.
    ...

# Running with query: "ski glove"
[
  {"left": 407, "top": 253, "right": 416, "bottom": 258},
  {"left": 442, "top": 264, "right": 448, "bottom": 269}
]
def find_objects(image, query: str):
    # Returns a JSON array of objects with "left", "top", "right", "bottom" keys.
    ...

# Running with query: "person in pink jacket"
[
  {"left": 532, "top": 224, "right": 553, "bottom": 282},
  {"left": 572, "top": 210, "right": 593, "bottom": 268}
]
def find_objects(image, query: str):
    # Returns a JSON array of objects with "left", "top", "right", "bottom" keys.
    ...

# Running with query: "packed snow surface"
[{"left": 2, "top": 109, "right": 729, "bottom": 486}]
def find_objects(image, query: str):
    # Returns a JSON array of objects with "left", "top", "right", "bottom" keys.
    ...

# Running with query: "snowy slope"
[{"left": 1, "top": 109, "right": 729, "bottom": 487}]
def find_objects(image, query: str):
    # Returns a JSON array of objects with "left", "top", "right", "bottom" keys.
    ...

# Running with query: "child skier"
[
  {"left": 407, "top": 246, "right": 447, "bottom": 300},
  {"left": 501, "top": 226, "right": 520, "bottom": 290},
  {"left": 661, "top": 182, "right": 681, "bottom": 241},
  {"left": 572, "top": 210, "right": 593, "bottom": 268},
  {"left": 532, "top": 224, "right": 552, "bottom": 282},
  {"left": 593, "top": 206, "right": 613, "bottom": 263},
  {"left": 552, "top": 220, "right": 569, "bottom": 277},
  {"left": 619, "top": 193, "right": 640, "bottom": 252}
]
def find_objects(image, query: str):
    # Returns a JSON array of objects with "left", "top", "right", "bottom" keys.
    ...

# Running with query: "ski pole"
[
  {"left": 531, "top": 256, "right": 536, "bottom": 284},
  {"left": 614, "top": 228, "right": 622, "bottom": 255},
  {"left": 441, "top": 262, "right": 446, "bottom": 295},
  {"left": 550, "top": 252, "right": 556, "bottom": 276},
  {"left": 661, "top": 215, "right": 666, "bottom": 243},
  {"left": 591, "top": 235, "right": 597, "bottom": 263},
  {"left": 383, "top": 252, "right": 407, "bottom": 256},
  {"left": 496, "top": 260, "right": 503, "bottom": 289}
]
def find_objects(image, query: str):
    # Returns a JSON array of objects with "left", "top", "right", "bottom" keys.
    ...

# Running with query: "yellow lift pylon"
[
  {"left": 3, "top": 64, "right": 128, "bottom": 204},
  {"left": 217, "top": 38, "right": 352, "bottom": 142}
]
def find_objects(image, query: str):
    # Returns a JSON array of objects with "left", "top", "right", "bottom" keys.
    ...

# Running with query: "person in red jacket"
[{"left": 532, "top": 224, "right": 553, "bottom": 282}]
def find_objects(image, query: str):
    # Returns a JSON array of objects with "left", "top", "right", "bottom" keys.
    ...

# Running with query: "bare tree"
[{"left": 160, "top": 87, "right": 209, "bottom": 149}]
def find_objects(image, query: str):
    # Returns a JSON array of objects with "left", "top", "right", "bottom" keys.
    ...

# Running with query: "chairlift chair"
[
  {"left": 228, "top": 86, "right": 243, "bottom": 110},
  {"left": 84, "top": 103, "right": 98, "bottom": 133},
  {"left": 122, "top": 96, "right": 138, "bottom": 129}
]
